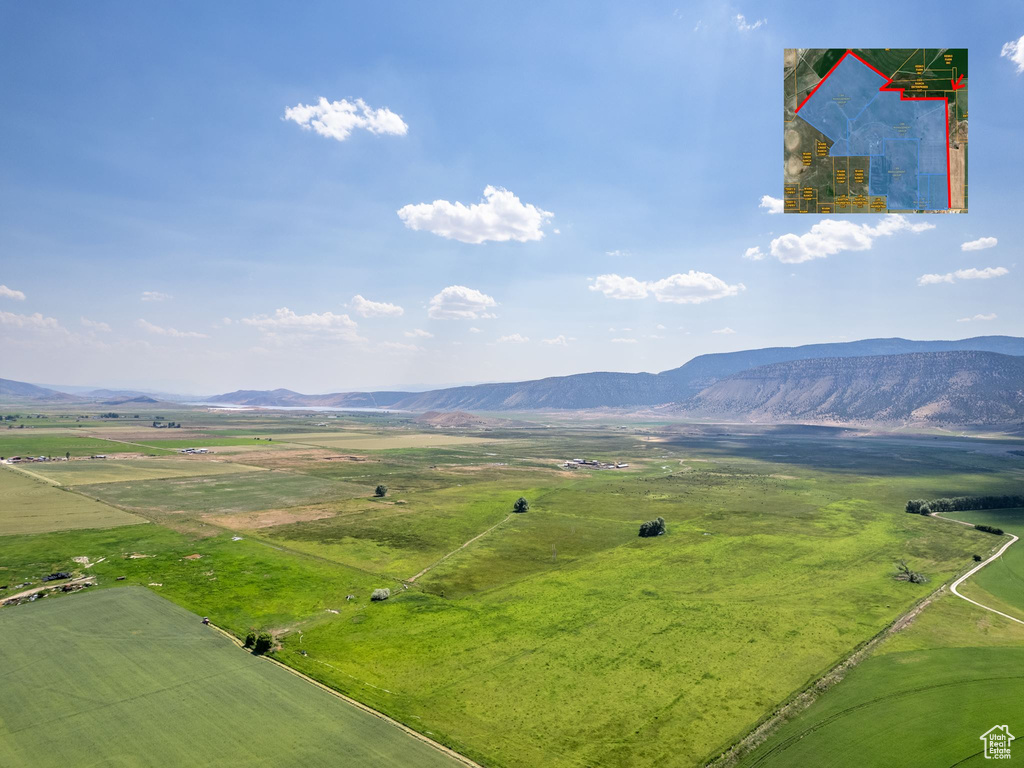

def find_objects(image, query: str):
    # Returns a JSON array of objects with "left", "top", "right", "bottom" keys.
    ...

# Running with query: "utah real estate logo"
[{"left": 980, "top": 725, "right": 1015, "bottom": 759}]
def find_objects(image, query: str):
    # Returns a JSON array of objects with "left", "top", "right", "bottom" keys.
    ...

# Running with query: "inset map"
[{"left": 784, "top": 49, "right": 967, "bottom": 214}]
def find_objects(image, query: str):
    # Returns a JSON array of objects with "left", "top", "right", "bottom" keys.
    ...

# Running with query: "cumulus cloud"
[
  {"left": 397, "top": 186, "right": 553, "bottom": 244},
  {"left": 141, "top": 291, "right": 171, "bottom": 302},
  {"left": 961, "top": 237, "right": 998, "bottom": 252},
  {"left": 541, "top": 334, "right": 572, "bottom": 346},
  {"left": 759, "top": 195, "right": 784, "bottom": 214},
  {"left": 138, "top": 319, "right": 208, "bottom": 339},
  {"left": 283, "top": 97, "right": 408, "bottom": 142},
  {"left": 468, "top": 327, "right": 482, "bottom": 333},
  {"left": 80, "top": 317, "right": 111, "bottom": 332},
  {"left": 428, "top": 285, "right": 497, "bottom": 320},
  {"left": 0, "top": 310, "right": 60, "bottom": 330},
  {"left": 1001, "top": 34, "right": 1024, "bottom": 74},
  {"left": 404, "top": 328, "right": 433, "bottom": 338},
  {"left": 712, "top": 327, "right": 736, "bottom": 334},
  {"left": 957, "top": 313, "right": 997, "bottom": 323},
  {"left": 918, "top": 267, "right": 1009, "bottom": 286},
  {"left": 590, "top": 271, "right": 744, "bottom": 304},
  {"left": 743, "top": 246, "right": 766, "bottom": 261},
  {"left": 0, "top": 284, "right": 26, "bottom": 300},
  {"left": 241, "top": 307, "right": 362, "bottom": 342},
  {"left": 768, "top": 214, "right": 933, "bottom": 264},
  {"left": 610, "top": 337, "right": 637, "bottom": 344},
  {"left": 351, "top": 294, "right": 404, "bottom": 318},
  {"left": 734, "top": 13, "right": 766, "bottom": 31},
  {"left": 496, "top": 333, "right": 529, "bottom": 344}
]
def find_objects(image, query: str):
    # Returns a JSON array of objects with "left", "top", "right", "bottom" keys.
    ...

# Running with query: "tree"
[
  {"left": 374, "top": 484, "right": 388, "bottom": 498},
  {"left": 65, "top": 451, "right": 70, "bottom": 460},
  {"left": 973, "top": 554, "right": 983, "bottom": 562},
  {"left": 243, "top": 630, "right": 257, "bottom": 648},
  {"left": 975, "top": 524, "right": 1005, "bottom": 535},
  {"left": 513, "top": 497, "right": 529, "bottom": 514},
  {"left": 252, "top": 631, "right": 273, "bottom": 655},
  {"left": 895, "top": 560, "right": 927, "bottom": 584},
  {"left": 371, "top": 588, "right": 391, "bottom": 601},
  {"left": 638, "top": 517, "right": 666, "bottom": 538}
]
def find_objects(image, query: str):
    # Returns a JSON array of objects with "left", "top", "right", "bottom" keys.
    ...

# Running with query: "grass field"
[
  {"left": 0, "top": 587, "right": 465, "bottom": 767},
  {"left": 274, "top": 431, "right": 501, "bottom": 450},
  {"left": 944, "top": 508, "right": 1024, "bottom": 619},
  {"left": 0, "top": 467, "right": 145, "bottom": 535},
  {"left": 3, "top": 413, "right": 1024, "bottom": 767},
  {"left": 0, "top": 433, "right": 172, "bottom": 458},
  {"left": 18, "top": 457, "right": 267, "bottom": 485}
]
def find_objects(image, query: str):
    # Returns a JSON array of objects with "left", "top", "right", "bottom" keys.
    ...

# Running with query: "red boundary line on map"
[{"left": 794, "top": 49, "right": 954, "bottom": 209}]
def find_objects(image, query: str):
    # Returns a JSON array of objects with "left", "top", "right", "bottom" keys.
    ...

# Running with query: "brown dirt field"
[
  {"left": 220, "top": 448, "right": 354, "bottom": 470},
  {"left": 203, "top": 506, "right": 339, "bottom": 530},
  {"left": 948, "top": 142, "right": 966, "bottom": 210}
]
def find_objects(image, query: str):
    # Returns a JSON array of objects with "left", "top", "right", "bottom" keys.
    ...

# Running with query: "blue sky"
[{"left": 1, "top": 1, "right": 1021, "bottom": 394}]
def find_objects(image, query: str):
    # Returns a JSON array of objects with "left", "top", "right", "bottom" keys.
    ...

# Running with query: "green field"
[
  {"left": 0, "top": 433, "right": 172, "bottom": 458},
  {"left": 274, "top": 431, "right": 501, "bottom": 450},
  {"left": 19, "top": 457, "right": 267, "bottom": 485},
  {"left": 0, "top": 587, "right": 465, "bottom": 767},
  {"left": 0, "top": 467, "right": 145, "bottom": 535},
  {"left": 944, "top": 508, "right": 1024, "bottom": 619},
  {"left": 3, "top": 413, "right": 1024, "bottom": 767}
]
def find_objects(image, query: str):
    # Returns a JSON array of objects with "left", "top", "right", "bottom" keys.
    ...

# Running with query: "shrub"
[
  {"left": 973, "top": 554, "right": 983, "bottom": 562},
  {"left": 374, "top": 484, "right": 388, "bottom": 497},
  {"left": 252, "top": 631, "right": 273, "bottom": 655},
  {"left": 975, "top": 524, "right": 1005, "bottom": 535},
  {"left": 638, "top": 517, "right": 666, "bottom": 538},
  {"left": 513, "top": 497, "right": 530, "bottom": 514},
  {"left": 371, "top": 588, "right": 391, "bottom": 601},
  {"left": 895, "top": 560, "right": 927, "bottom": 584}
]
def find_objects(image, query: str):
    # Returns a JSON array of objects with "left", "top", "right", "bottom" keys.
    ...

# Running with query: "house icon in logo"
[{"left": 980, "top": 725, "right": 1015, "bottom": 759}]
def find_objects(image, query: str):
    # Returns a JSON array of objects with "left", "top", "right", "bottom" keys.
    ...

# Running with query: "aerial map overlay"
[{"left": 784, "top": 48, "right": 968, "bottom": 213}]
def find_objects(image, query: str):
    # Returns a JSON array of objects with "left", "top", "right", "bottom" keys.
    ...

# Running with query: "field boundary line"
[
  {"left": 703, "top": 582, "right": 948, "bottom": 768},
  {"left": 407, "top": 513, "right": 513, "bottom": 583},
  {"left": 3, "top": 464, "right": 62, "bottom": 486},
  {"left": 936, "top": 514, "right": 1023, "bottom": 625},
  {"left": 204, "top": 621, "right": 483, "bottom": 768}
]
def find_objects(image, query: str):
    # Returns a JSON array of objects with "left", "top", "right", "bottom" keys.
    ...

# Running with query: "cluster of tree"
[
  {"left": 99, "top": 412, "right": 120, "bottom": 419},
  {"left": 895, "top": 560, "right": 927, "bottom": 584},
  {"left": 975, "top": 524, "right": 1005, "bottom": 536},
  {"left": 244, "top": 629, "right": 273, "bottom": 655},
  {"left": 905, "top": 495, "right": 1024, "bottom": 516},
  {"left": 513, "top": 497, "right": 529, "bottom": 514},
  {"left": 371, "top": 588, "right": 391, "bottom": 601},
  {"left": 374, "top": 484, "right": 388, "bottom": 497},
  {"left": 638, "top": 517, "right": 666, "bottom": 537}
]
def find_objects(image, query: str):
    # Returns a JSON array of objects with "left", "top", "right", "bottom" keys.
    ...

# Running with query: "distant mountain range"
[{"left": 5, "top": 335, "right": 1024, "bottom": 426}]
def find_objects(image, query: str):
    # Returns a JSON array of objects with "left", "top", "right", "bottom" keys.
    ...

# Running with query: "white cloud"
[
  {"left": 961, "top": 237, "right": 998, "bottom": 252},
  {"left": 404, "top": 328, "right": 433, "bottom": 339},
  {"left": 497, "top": 333, "right": 529, "bottom": 344},
  {"left": 80, "top": 317, "right": 111, "bottom": 332},
  {"left": 0, "top": 284, "right": 26, "bottom": 300},
  {"left": 605, "top": 249, "right": 633, "bottom": 258},
  {"left": 350, "top": 294, "right": 404, "bottom": 318},
  {"left": 590, "top": 271, "right": 744, "bottom": 304},
  {"left": 957, "top": 313, "right": 997, "bottom": 322},
  {"left": 759, "top": 195, "right": 784, "bottom": 214},
  {"left": 656, "top": 324, "right": 666, "bottom": 330},
  {"left": 283, "top": 97, "right": 408, "bottom": 142},
  {"left": 141, "top": 291, "right": 171, "bottom": 302},
  {"left": 397, "top": 186, "right": 553, "bottom": 244},
  {"left": 541, "top": 334, "right": 572, "bottom": 346},
  {"left": 0, "top": 310, "right": 60, "bottom": 330},
  {"left": 743, "top": 246, "right": 766, "bottom": 261},
  {"left": 380, "top": 341, "right": 422, "bottom": 353},
  {"left": 427, "top": 285, "right": 497, "bottom": 320},
  {"left": 768, "top": 214, "right": 933, "bottom": 264},
  {"left": 734, "top": 13, "right": 766, "bottom": 31},
  {"left": 241, "top": 307, "right": 362, "bottom": 341},
  {"left": 1001, "top": 34, "right": 1024, "bottom": 74},
  {"left": 468, "top": 326, "right": 482, "bottom": 333},
  {"left": 610, "top": 337, "right": 638, "bottom": 344},
  {"left": 138, "top": 319, "right": 208, "bottom": 339},
  {"left": 918, "top": 267, "right": 1009, "bottom": 286},
  {"left": 712, "top": 327, "right": 736, "bottom": 335}
]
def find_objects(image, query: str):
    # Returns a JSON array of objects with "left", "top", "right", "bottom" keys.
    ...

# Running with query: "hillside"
[
  {"left": 0, "top": 378, "right": 82, "bottom": 402},
  {"left": 689, "top": 351, "right": 1024, "bottom": 425}
]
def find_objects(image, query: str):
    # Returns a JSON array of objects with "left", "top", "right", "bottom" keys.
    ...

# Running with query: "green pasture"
[
  {"left": 0, "top": 467, "right": 145, "bottom": 536},
  {"left": 0, "top": 587, "right": 464, "bottom": 767},
  {"left": 0, "top": 433, "right": 172, "bottom": 458},
  {"left": 273, "top": 431, "right": 501, "bottom": 450}
]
